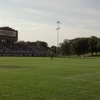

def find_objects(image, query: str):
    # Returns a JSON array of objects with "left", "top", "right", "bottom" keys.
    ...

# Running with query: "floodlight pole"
[{"left": 56, "top": 21, "right": 60, "bottom": 56}]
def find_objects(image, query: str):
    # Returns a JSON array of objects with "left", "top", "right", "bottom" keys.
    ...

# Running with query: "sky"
[{"left": 0, "top": 0, "right": 100, "bottom": 47}]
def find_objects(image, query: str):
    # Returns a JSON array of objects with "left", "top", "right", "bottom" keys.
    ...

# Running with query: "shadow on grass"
[{"left": 0, "top": 65, "right": 36, "bottom": 69}]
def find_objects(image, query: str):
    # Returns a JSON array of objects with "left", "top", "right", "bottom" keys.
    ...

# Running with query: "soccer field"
[{"left": 0, "top": 57, "right": 100, "bottom": 100}]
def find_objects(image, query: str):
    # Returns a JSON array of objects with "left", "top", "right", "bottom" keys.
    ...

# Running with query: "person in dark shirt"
[{"left": 51, "top": 52, "right": 53, "bottom": 60}]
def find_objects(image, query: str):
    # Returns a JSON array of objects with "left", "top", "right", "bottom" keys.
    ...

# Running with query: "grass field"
[{"left": 0, "top": 57, "right": 100, "bottom": 100}]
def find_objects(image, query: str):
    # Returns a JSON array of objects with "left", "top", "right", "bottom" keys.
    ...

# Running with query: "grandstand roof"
[{"left": 0, "top": 26, "right": 17, "bottom": 32}]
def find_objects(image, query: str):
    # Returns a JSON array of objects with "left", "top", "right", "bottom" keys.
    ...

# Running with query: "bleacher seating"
[{"left": 0, "top": 43, "right": 48, "bottom": 56}]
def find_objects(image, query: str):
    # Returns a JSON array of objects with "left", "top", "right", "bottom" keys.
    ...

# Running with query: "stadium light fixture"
[{"left": 56, "top": 21, "right": 61, "bottom": 56}]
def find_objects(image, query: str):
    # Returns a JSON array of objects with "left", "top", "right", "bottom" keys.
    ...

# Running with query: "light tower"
[{"left": 56, "top": 21, "right": 61, "bottom": 56}]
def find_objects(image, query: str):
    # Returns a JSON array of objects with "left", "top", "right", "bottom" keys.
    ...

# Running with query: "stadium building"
[
  {"left": 0, "top": 26, "right": 18, "bottom": 44},
  {"left": 0, "top": 26, "right": 48, "bottom": 56}
]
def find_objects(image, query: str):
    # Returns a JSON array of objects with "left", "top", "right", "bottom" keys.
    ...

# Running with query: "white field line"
[
  {"left": 49, "top": 72, "right": 100, "bottom": 83},
  {"left": 65, "top": 72, "right": 100, "bottom": 78}
]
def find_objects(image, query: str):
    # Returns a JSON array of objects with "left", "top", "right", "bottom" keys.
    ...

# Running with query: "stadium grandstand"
[{"left": 0, "top": 26, "right": 49, "bottom": 56}]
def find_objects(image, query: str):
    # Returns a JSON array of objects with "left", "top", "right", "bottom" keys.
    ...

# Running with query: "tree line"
[
  {"left": 16, "top": 36, "right": 100, "bottom": 56},
  {"left": 58, "top": 36, "right": 100, "bottom": 56},
  {"left": 16, "top": 40, "right": 49, "bottom": 49}
]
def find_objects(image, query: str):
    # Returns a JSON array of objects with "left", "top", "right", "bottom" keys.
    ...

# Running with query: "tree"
[
  {"left": 17, "top": 40, "right": 26, "bottom": 45},
  {"left": 49, "top": 46, "right": 57, "bottom": 54},
  {"left": 60, "top": 39, "right": 71, "bottom": 56},
  {"left": 97, "top": 37, "right": 100, "bottom": 52},
  {"left": 88, "top": 36, "right": 98, "bottom": 56},
  {"left": 67, "top": 38, "right": 88, "bottom": 56},
  {"left": 36, "top": 41, "right": 48, "bottom": 49}
]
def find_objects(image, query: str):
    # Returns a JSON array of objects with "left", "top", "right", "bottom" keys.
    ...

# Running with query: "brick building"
[{"left": 0, "top": 26, "right": 18, "bottom": 43}]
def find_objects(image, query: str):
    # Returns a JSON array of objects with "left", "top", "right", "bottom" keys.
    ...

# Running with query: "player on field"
[{"left": 51, "top": 52, "right": 53, "bottom": 60}]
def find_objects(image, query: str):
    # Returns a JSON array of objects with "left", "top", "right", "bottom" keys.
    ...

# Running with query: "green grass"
[{"left": 0, "top": 57, "right": 100, "bottom": 100}]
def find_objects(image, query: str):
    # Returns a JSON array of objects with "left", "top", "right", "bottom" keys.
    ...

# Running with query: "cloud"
[
  {"left": 0, "top": 21, "right": 2, "bottom": 25},
  {"left": 0, "top": 0, "right": 100, "bottom": 46}
]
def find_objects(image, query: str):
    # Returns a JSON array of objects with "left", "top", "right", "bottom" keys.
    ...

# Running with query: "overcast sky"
[{"left": 0, "top": 0, "right": 100, "bottom": 47}]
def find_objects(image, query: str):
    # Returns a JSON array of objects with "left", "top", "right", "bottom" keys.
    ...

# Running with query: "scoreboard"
[{"left": 0, "top": 27, "right": 18, "bottom": 40}]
